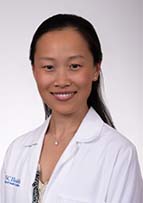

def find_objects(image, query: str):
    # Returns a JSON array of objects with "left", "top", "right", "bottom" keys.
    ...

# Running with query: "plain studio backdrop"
[{"left": 0, "top": 0, "right": 142, "bottom": 175}]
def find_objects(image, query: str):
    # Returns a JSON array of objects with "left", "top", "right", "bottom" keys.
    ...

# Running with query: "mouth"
[{"left": 51, "top": 91, "right": 77, "bottom": 101}]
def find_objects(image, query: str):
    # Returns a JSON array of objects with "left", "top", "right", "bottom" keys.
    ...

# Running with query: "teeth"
[
  {"left": 52, "top": 92, "right": 75, "bottom": 100},
  {"left": 55, "top": 93, "right": 73, "bottom": 97}
]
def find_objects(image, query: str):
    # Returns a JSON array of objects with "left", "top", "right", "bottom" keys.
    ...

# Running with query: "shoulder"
[
  {"left": 10, "top": 121, "right": 46, "bottom": 147},
  {"left": 97, "top": 124, "right": 142, "bottom": 184},
  {"left": 3, "top": 119, "right": 48, "bottom": 163},
  {"left": 101, "top": 123, "right": 135, "bottom": 149},
  {"left": 98, "top": 123, "right": 139, "bottom": 167},
  {"left": 88, "top": 107, "right": 136, "bottom": 151}
]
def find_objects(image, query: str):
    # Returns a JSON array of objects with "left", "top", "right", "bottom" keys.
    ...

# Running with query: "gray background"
[{"left": 0, "top": 0, "right": 142, "bottom": 174}]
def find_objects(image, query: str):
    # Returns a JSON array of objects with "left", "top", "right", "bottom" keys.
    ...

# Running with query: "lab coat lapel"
[
  {"left": 44, "top": 137, "right": 79, "bottom": 194},
  {"left": 25, "top": 118, "right": 50, "bottom": 188}
]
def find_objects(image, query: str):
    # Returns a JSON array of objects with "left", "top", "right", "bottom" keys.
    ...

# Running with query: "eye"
[
  {"left": 69, "top": 64, "right": 82, "bottom": 70},
  {"left": 43, "top": 65, "right": 55, "bottom": 71}
]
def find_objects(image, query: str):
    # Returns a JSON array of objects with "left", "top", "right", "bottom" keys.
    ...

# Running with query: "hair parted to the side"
[{"left": 29, "top": 13, "right": 115, "bottom": 128}]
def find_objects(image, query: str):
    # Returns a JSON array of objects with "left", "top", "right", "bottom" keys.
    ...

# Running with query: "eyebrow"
[
  {"left": 39, "top": 55, "right": 85, "bottom": 61},
  {"left": 68, "top": 55, "right": 85, "bottom": 60},
  {"left": 39, "top": 56, "right": 55, "bottom": 61}
]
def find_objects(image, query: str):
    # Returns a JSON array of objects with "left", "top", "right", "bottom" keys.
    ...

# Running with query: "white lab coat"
[{"left": 0, "top": 108, "right": 143, "bottom": 203}]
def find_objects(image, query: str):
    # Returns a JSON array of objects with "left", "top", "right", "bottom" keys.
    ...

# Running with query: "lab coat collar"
[
  {"left": 24, "top": 107, "right": 104, "bottom": 147},
  {"left": 23, "top": 118, "right": 50, "bottom": 147},
  {"left": 74, "top": 107, "right": 104, "bottom": 143}
]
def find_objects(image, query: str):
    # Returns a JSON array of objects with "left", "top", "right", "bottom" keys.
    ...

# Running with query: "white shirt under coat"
[{"left": 0, "top": 108, "right": 143, "bottom": 203}]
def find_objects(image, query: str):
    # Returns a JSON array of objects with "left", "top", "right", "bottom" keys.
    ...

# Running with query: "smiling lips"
[{"left": 51, "top": 91, "right": 77, "bottom": 101}]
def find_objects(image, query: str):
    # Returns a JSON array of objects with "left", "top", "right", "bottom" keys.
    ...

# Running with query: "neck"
[{"left": 48, "top": 107, "right": 89, "bottom": 140}]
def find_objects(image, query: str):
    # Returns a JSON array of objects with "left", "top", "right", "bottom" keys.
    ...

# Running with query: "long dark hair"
[{"left": 29, "top": 14, "right": 115, "bottom": 128}]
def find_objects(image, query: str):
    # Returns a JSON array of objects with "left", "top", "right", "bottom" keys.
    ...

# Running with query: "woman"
[{"left": 0, "top": 14, "right": 142, "bottom": 203}]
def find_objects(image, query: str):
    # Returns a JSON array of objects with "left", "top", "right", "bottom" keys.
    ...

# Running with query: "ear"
[{"left": 93, "top": 63, "right": 101, "bottom": 81}]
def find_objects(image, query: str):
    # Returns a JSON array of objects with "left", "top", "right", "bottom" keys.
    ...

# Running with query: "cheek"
[
  {"left": 35, "top": 75, "right": 52, "bottom": 102},
  {"left": 74, "top": 73, "right": 93, "bottom": 101},
  {"left": 75, "top": 72, "right": 93, "bottom": 89},
  {"left": 34, "top": 72, "right": 51, "bottom": 89}
]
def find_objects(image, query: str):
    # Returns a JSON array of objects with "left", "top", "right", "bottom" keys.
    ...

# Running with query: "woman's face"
[{"left": 33, "top": 27, "right": 100, "bottom": 116}]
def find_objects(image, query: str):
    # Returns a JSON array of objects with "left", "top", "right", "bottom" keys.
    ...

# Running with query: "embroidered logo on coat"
[{"left": 5, "top": 175, "right": 21, "bottom": 187}]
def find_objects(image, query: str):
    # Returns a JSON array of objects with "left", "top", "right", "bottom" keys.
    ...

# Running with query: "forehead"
[
  {"left": 37, "top": 27, "right": 86, "bottom": 42},
  {"left": 35, "top": 27, "right": 91, "bottom": 56}
]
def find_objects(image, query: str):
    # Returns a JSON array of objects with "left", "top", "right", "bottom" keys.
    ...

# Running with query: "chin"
[{"left": 51, "top": 106, "right": 78, "bottom": 116}]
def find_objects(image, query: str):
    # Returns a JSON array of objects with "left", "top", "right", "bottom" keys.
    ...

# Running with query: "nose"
[{"left": 54, "top": 69, "right": 71, "bottom": 88}]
